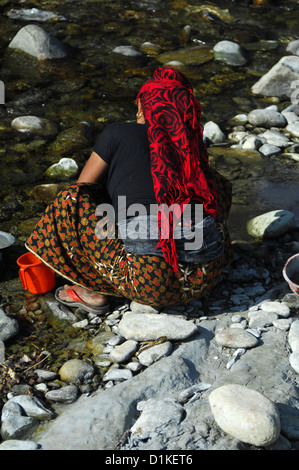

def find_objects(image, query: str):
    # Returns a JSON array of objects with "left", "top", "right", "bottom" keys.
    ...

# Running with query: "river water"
[{"left": 0, "top": 0, "right": 299, "bottom": 243}]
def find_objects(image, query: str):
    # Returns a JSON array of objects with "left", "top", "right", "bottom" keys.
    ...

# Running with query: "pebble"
[
  {"left": 45, "top": 157, "right": 78, "bottom": 180},
  {"left": 0, "top": 439, "right": 41, "bottom": 450},
  {"left": 248, "top": 311, "right": 278, "bottom": 328},
  {"left": 11, "top": 116, "right": 58, "bottom": 136},
  {"left": 45, "top": 385, "right": 78, "bottom": 404},
  {"left": 102, "top": 368, "right": 133, "bottom": 383},
  {"left": 0, "top": 307, "right": 18, "bottom": 342},
  {"left": 247, "top": 109, "right": 287, "bottom": 128},
  {"left": 109, "top": 340, "right": 138, "bottom": 363},
  {"left": 58, "top": 359, "right": 95, "bottom": 384},
  {"left": 209, "top": 384, "right": 281, "bottom": 447},
  {"left": 215, "top": 328, "right": 259, "bottom": 349},
  {"left": 260, "top": 301, "right": 290, "bottom": 317},
  {"left": 203, "top": 121, "right": 226, "bottom": 144}
]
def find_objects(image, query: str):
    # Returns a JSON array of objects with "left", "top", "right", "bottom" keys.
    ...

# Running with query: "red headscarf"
[{"left": 136, "top": 66, "right": 218, "bottom": 272}]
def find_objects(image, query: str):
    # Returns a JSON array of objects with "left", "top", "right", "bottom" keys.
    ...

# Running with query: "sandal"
[{"left": 55, "top": 286, "right": 110, "bottom": 315}]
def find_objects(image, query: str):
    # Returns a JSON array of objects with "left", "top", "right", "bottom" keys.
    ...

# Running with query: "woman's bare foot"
[{"left": 58, "top": 285, "right": 108, "bottom": 306}]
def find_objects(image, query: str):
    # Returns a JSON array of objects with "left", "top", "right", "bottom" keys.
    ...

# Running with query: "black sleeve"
[{"left": 93, "top": 124, "right": 119, "bottom": 165}]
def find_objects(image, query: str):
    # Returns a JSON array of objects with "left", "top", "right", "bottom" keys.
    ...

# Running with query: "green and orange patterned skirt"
[{"left": 25, "top": 168, "right": 233, "bottom": 307}]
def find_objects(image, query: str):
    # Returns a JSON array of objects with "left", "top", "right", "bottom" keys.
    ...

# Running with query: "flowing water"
[{"left": 0, "top": 0, "right": 298, "bottom": 241}]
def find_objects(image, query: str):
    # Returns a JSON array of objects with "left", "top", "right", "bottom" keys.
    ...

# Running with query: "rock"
[
  {"left": 272, "top": 318, "right": 292, "bottom": 331},
  {"left": 50, "top": 122, "right": 92, "bottom": 155},
  {"left": 8, "top": 24, "right": 67, "bottom": 60},
  {"left": 259, "top": 129, "right": 291, "bottom": 148},
  {"left": 247, "top": 210, "right": 296, "bottom": 238},
  {"left": 112, "top": 46, "right": 144, "bottom": 59},
  {"left": 32, "top": 184, "right": 62, "bottom": 204},
  {"left": 287, "top": 40, "right": 299, "bottom": 56},
  {"left": 130, "top": 301, "right": 160, "bottom": 313},
  {"left": 40, "top": 293, "right": 77, "bottom": 323},
  {"left": 259, "top": 144, "right": 281, "bottom": 156},
  {"left": 215, "top": 328, "right": 258, "bottom": 349},
  {"left": 45, "top": 385, "right": 79, "bottom": 404},
  {"left": 0, "top": 439, "right": 41, "bottom": 450},
  {"left": 209, "top": 384, "right": 281, "bottom": 447},
  {"left": 203, "top": 121, "right": 226, "bottom": 144},
  {"left": 251, "top": 55, "right": 299, "bottom": 98},
  {"left": 1, "top": 401, "right": 39, "bottom": 441},
  {"left": 289, "top": 351, "right": 299, "bottom": 373},
  {"left": 213, "top": 40, "right": 247, "bottom": 66},
  {"left": 102, "top": 368, "right": 133, "bottom": 382},
  {"left": 0, "top": 308, "right": 18, "bottom": 342},
  {"left": 59, "top": 359, "right": 95, "bottom": 384},
  {"left": 117, "top": 312, "right": 198, "bottom": 341},
  {"left": 44, "top": 157, "right": 78, "bottom": 180},
  {"left": 242, "top": 135, "right": 263, "bottom": 150},
  {"left": 260, "top": 301, "right": 290, "bottom": 318},
  {"left": 177, "top": 382, "right": 212, "bottom": 404},
  {"left": 288, "top": 320, "right": 299, "bottom": 352},
  {"left": 109, "top": 340, "right": 138, "bottom": 363},
  {"left": 9, "top": 395, "right": 53, "bottom": 420},
  {"left": 130, "top": 397, "right": 184, "bottom": 440},
  {"left": 247, "top": 109, "right": 287, "bottom": 128},
  {"left": 137, "top": 341, "right": 173, "bottom": 367},
  {"left": 286, "top": 122, "right": 299, "bottom": 138},
  {"left": 248, "top": 311, "right": 278, "bottom": 328},
  {"left": 11, "top": 116, "right": 58, "bottom": 136}
]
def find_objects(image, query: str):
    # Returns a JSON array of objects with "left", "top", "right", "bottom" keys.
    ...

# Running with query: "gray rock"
[
  {"left": 59, "top": 359, "right": 95, "bottom": 384},
  {"left": 260, "top": 129, "right": 291, "bottom": 148},
  {"left": 288, "top": 319, "right": 299, "bottom": 352},
  {"left": 286, "top": 39, "right": 299, "bottom": 56},
  {"left": 117, "top": 312, "right": 198, "bottom": 341},
  {"left": 45, "top": 158, "right": 78, "bottom": 180},
  {"left": 8, "top": 24, "right": 67, "bottom": 60},
  {"left": 247, "top": 210, "right": 295, "bottom": 238},
  {"left": 0, "top": 308, "right": 18, "bottom": 343},
  {"left": 247, "top": 109, "right": 287, "bottom": 128},
  {"left": 260, "top": 301, "right": 290, "bottom": 318},
  {"left": 112, "top": 46, "right": 144, "bottom": 59},
  {"left": 109, "top": 340, "right": 138, "bottom": 363},
  {"left": 286, "top": 122, "right": 299, "bottom": 138},
  {"left": 251, "top": 55, "right": 299, "bottom": 98},
  {"left": 248, "top": 311, "right": 278, "bottom": 328},
  {"left": 45, "top": 385, "right": 78, "bottom": 404},
  {"left": 1, "top": 402, "right": 38, "bottom": 441},
  {"left": 137, "top": 341, "right": 173, "bottom": 367},
  {"left": 259, "top": 144, "right": 281, "bottom": 156},
  {"left": 0, "top": 439, "right": 41, "bottom": 450},
  {"left": 102, "top": 368, "right": 133, "bottom": 382},
  {"left": 9, "top": 395, "right": 54, "bottom": 420},
  {"left": 213, "top": 40, "right": 247, "bottom": 66}
]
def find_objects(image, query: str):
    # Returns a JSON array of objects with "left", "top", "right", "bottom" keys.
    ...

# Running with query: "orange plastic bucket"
[
  {"left": 282, "top": 253, "right": 299, "bottom": 296},
  {"left": 17, "top": 252, "right": 55, "bottom": 294}
]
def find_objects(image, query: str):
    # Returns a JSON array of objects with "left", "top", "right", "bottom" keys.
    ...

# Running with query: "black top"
[{"left": 93, "top": 122, "right": 156, "bottom": 220}]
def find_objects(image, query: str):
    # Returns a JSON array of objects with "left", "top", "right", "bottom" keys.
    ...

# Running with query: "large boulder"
[
  {"left": 251, "top": 55, "right": 299, "bottom": 98},
  {"left": 8, "top": 24, "right": 68, "bottom": 60}
]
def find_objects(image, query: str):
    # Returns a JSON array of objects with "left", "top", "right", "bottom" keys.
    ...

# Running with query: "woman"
[{"left": 25, "top": 66, "right": 232, "bottom": 312}]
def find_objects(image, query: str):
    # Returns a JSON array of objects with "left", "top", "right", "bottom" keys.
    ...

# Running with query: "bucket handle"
[{"left": 18, "top": 266, "right": 29, "bottom": 290}]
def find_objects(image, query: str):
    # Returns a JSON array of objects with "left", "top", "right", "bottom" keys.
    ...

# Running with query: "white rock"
[
  {"left": 8, "top": 24, "right": 67, "bottom": 60},
  {"left": 117, "top": 312, "right": 198, "bottom": 342},
  {"left": 109, "top": 340, "right": 138, "bottom": 363},
  {"left": 45, "top": 158, "right": 78, "bottom": 179},
  {"left": 213, "top": 40, "right": 247, "bottom": 66},
  {"left": 260, "top": 301, "right": 290, "bottom": 318},
  {"left": 209, "top": 384, "right": 281, "bottom": 447},
  {"left": 137, "top": 341, "right": 173, "bottom": 367},
  {"left": 248, "top": 311, "right": 278, "bottom": 328},
  {"left": 288, "top": 320, "right": 299, "bottom": 352},
  {"left": 102, "top": 368, "right": 133, "bottom": 382},
  {"left": 251, "top": 55, "right": 299, "bottom": 98},
  {"left": 259, "top": 144, "right": 281, "bottom": 156},
  {"left": 289, "top": 351, "right": 299, "bottom": 373},
  {"left": 247, "top": 109, "right": 287, "bottom": 128},
  {"left": 112, "top": 45, "right": 143, "bottom": 58},
  {"left": 11, "top": 116, "right": 58, "bottom": 135},
  {"left": 286, "top": 122, "right": 299, "bottom": 138},
  {"left": 247, "top": 210, "right": 296, "bottom": 238},
  {"left": 203, "top": 121, "right": 226, "bottom": 143},
  {"left": 214, "top": 328, "right": 258, "bottom": 349}
]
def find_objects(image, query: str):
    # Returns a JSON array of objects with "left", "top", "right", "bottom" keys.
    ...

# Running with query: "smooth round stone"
[
  {"left": 215, "top": 328, "right": 258, "bottom": 349},
  {"left": 11, "top": 116, "right": 58, "bottom": 136},
  {"left": 289, "top": 351, "right": 299, "bottom": 373},
  {"left": 59, "top": 359, "right": 94, "bottom": 384},
  {"left": 260, "top": 301, "right": 290, "bottom": 318},
  {"left": 286, "top": 122, "right": 299, "bottom": 138},
  {"left": 213, "top": 40, "right": 247, "bottom": 66},
  {"left": 45, "top": 157, "right": 78, "bottom": 179},
  {"left": 248, "top": 311, "right": 278, "bottom": 328},
  {"left": 247, "top": 109, "right": 287, "bottom": 128},
  {"left": 288, "top": 320, "right": 299, "bottom": 352},
  {"left": 203, "top": 121, "right": 226, "bottom": 143},
  {"left": 247, "top": 210, "right": 295, "bottom": 238},
  {"left": 209, "top": 384, "right": 281, "bottom": 447},
  {"left": 118, "top": 312, "right": 198, "bottom": 341},
  {"left": 0, "top": 439, "right": 40, "bottom": 450}
]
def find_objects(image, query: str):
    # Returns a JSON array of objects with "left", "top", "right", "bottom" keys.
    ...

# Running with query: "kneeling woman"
[{"left": 25, "top": 66, "right": 233, "bottom": 313}]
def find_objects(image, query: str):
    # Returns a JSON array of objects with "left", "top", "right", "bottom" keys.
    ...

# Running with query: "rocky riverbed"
[{"left": 0, "top": 0, "right": 299, "bottom": 452}]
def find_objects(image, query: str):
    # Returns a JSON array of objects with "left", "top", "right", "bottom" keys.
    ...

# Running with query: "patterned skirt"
[{"left": 25, "top": 168, "right": 233, "bottom": 307}]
